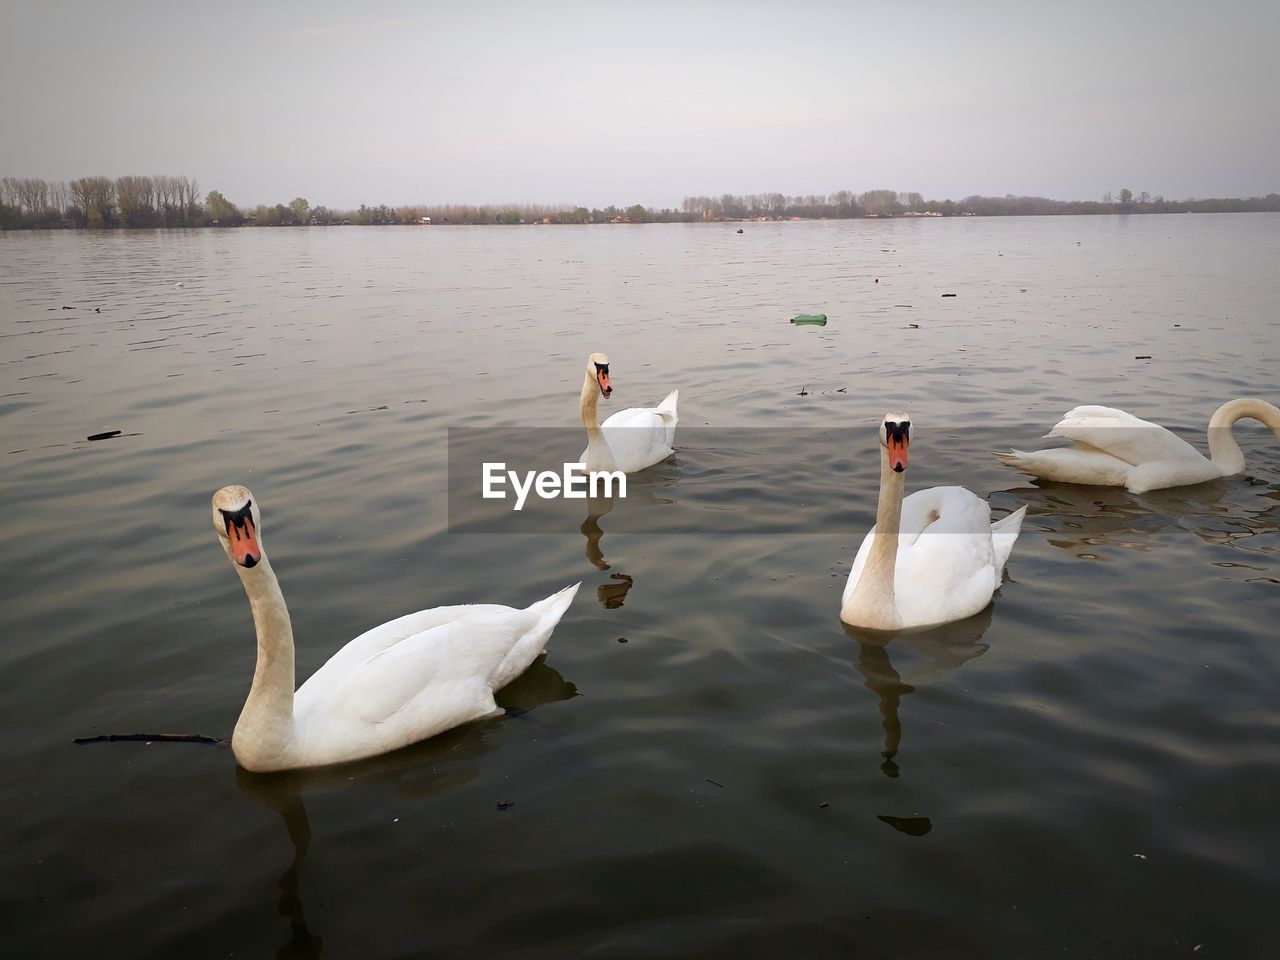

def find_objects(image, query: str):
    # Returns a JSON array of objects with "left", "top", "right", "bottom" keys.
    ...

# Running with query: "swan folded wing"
[
  {"left": 1048, "top": 405, "right": 1201, "bottom": 466},
  {"left": 898, "top": 486, "right": 990, "bottom": 540},
  {"left": 303, "top": 604, "right": 519, "bottom": 677},
  {"left": 842, "top": 487, "right": 989, "bottom": 607},
  {"left": 893, "top": 525, "right": 1000, "bottom": 626},
  {"left": 599, "top": 406, "right": 676, "bottom": 473},
  {"left": 296, "top": 606, "right": 540, "bottom": 728},
  {"left": 890, "top": 487, "right": 1003, "bottom": 625}
]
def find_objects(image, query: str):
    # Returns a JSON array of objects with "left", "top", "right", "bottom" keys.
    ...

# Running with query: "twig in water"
[{"left": 74, "top": 733, "right": 227, "bottom": 746}]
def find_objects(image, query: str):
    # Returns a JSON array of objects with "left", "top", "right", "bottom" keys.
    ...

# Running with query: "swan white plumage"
[
  {"left": 995, "top": 398, "right": 1280, "bottom": 493},
  {"left": 579, "top": 352, "right": 678, "bottom": 474},
  {"left": 841, "top": 413, "right": 1027, "bottom": 631},
  {"left": 212, "top": 485, "right": 580, "bottom": 772}
]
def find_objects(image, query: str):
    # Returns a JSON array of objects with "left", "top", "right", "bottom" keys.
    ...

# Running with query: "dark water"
[{"left": 1, "top": 216, "right": 1277, "bottom": 958}]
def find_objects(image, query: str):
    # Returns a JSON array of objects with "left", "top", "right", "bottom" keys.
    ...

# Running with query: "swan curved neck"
[
  {"left": 1207, "top": 398, "right": 1280, "bottom": 476},
  {"left": 580, "top": 372, "right": 613, "bottom": 468},
  {"left": 850, "top": 448, "right": 906, "bottom": 628},
  {"left": 233, "top": 556, "right": 297, "bottom": 768}
]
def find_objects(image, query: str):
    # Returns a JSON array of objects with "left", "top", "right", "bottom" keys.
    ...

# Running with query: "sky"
[{"left": 1, "top": 0, "right": 1277, "bottom": 209}]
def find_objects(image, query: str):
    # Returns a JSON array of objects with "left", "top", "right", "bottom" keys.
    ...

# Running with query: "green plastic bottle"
[{"left": 791, "top": 313, "right": 828, "bottom": 326}]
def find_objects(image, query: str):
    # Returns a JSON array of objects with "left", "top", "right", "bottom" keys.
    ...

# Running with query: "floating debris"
[
  {"left": 1135, "top": 355, "right": 1152, "bottom": 360},
  {"left": 706, "top": 778, "right": 725, "bottom": 788},
  {"left": 941, "top": 293, "right": 957, "bottom": 298},
  {"left": 877, "top": 814, "right": 932, "bottom": 836},
  {"left": 791, "top": 314, "right": 828, "bottom": 326},
  {"left": 496, "top": 800, "right": 515, "bottom": 811},
  {"left": 86, "top": 430, "right": 123, "bottom": 441},
  {"left": 736, "top": 228, "right": 744, "bottom": 234}
]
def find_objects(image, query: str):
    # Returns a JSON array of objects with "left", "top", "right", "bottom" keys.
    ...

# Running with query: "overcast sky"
[{"left": 2, "top": 0, "right": 1276, "bottom": 209}]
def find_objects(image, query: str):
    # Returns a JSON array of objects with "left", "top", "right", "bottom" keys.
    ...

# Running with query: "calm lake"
[{"left": 2, "top": 215, "right": 1277, "bottom": 958}]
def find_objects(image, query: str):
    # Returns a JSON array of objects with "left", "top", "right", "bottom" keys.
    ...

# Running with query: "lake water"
[{"left": 1, "top": 215, "right": 1277, "bottom": 958}]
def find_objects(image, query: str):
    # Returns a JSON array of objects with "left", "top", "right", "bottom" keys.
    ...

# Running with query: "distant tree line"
[
  {"left": 2, "top": 175, "right": 1277, "bottom": 230},
  {"left": 1, "top": 175, "right": 208, "bottom": 228},
  {"left": 680, "top": 189, "right": 1280, "bottom": 219}
]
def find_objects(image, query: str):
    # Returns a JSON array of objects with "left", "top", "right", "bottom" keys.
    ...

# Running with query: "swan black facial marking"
[
  {"left": 594, "top": 362, "right": 609, "bottom": 375},
  {"left": 219, "top": 501, "right": 254, "bottom": 540},
  {"left": 885, "top": 421, "right": 910, "bottom": 443}
]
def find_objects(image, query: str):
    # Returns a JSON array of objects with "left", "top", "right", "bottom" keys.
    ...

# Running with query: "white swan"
[
  {"left": 842, "top": 413, "right": 1027, "bottom": 631},
  {"left": 212, "top": 485, "right": 580, "bottom": 772},
  {"left": 579, "top": 352, "right": 678, "bottom": 473},
  {"left": 995, "top": 398, "right": 1280, "bottom": 493}
]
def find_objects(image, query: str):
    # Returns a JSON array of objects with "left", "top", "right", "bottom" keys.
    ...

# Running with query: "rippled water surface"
[{"left": 2, "top": 217, "right": 1278, "bottom": 958}]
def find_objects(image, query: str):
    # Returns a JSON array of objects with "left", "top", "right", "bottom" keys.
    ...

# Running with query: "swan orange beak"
[
  {"left": 888, "top": 435, "right": 909, "bottom": 472},
  {"left": 227, "top": 515, "right": 261, "bottom": 567},
  {"left": 597, "top": 369, "right": 612, "bottom": 399}
]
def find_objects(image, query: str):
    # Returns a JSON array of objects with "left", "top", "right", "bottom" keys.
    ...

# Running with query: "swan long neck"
[
  {"left": 580, "top": 371, "right": 612, "bottom": 467},
  {"left": 850, "top": 446, "right": 906, "bottom": 627},
  {"left": 1206, "top": 398, "right": 1280, "bottom": 476},
  {"left": 233, "top": 556, "right": 297, "bottom": 767}
]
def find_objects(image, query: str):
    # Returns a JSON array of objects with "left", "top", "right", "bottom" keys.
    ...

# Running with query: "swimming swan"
[
  {"left": 841, "top": 413, "right": 1027, "bottom": 631},
  {"left": 579, "top": 352, "right": 678, "bottom": 474},
  {"left": 212, "top": 485, "right": 580, "bottom": 772},
  {"left": 995, "top": 398, "right": 1280, "bottom": 493}
]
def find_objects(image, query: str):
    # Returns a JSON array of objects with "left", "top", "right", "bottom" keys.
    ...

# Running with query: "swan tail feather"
[
  {"left": 990, "top": 505, "right": 1027, "bottom": 571},
  {"left": 491, "top": 583, "right": 580, "bottom": 688},
  {"left": 657, "top": 389, "right": 679, "bottom": 416},
  {"left": 993, "top": 449, "right": 1034, "bottom": 473},
  {"left": 528, "top": 582, "right": 581, "bottom": 622}
]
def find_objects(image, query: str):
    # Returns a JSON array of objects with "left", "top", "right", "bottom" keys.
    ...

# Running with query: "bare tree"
[
  {"left": 116, "top": 175, "right": 156, "bottom": 226},
  {"left": 49, "top": 180, "right": 68, "bottom": 217},
  {"left": 14, "top": 178, "right": 50, "bottom": 213},
  {"left": 859, "top": 189, "right": 899, "bottom": 216},
  {"left": 70, "top": 176, "right": 116, "bottom": 226}
]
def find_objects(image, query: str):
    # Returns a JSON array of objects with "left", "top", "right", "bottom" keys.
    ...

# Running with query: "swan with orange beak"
[
  {"left": 841, "top": 413, "right": 1027, "bottom": 631},
  {"left": 211, "top": 484, "right": 580, "bottom": 773},
  {"left": 579, "top": 351, "right": 679, "bottom": 474}
]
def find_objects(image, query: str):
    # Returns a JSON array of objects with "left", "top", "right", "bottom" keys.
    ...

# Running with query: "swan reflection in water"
[
  {"left": 843, "top": 605, "right": 994, "bottom": 779},
  {"left": 234, "top": 656, "right": 578, "bottom": 959},
  {"left": 579, "top": 493, "right": 645, "bottom": 608},
  {"left": 1001, "top": 476, "right": 1280, "bottom": 568},
  {"left": 581, "top": 494, "right": 615, "bottom": 571}
]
